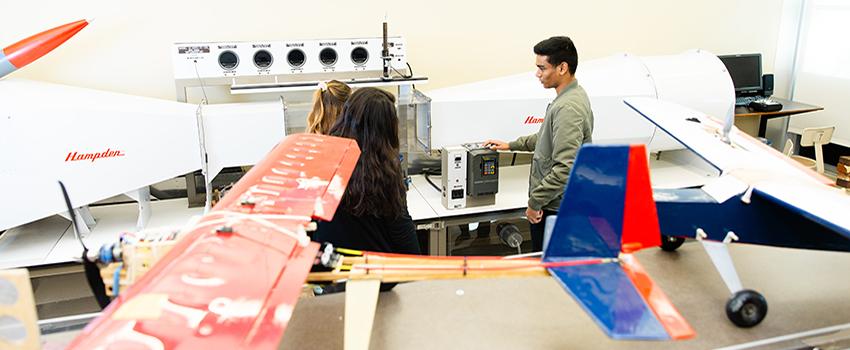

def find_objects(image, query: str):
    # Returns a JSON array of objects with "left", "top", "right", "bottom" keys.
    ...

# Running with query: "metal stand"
[
  {"left": 124, "top": 186, "right": 151, "bottom": 230},
  {"left": 59, "top": 206, "right": 95, "bottom": 235}
]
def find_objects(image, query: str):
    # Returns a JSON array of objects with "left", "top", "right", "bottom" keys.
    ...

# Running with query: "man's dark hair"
[{"left": 534, "top": 36, "right": 578, "bottom": 75}]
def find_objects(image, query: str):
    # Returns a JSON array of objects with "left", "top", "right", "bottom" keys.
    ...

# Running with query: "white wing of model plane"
[{"left": 624, "top": 97, "right": 850, "bottom": 234}]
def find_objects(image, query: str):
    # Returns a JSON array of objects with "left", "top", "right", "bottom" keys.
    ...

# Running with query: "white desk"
[
  {"left": 405, "top": 183, "right": 439, "bottom": 222},
  {"left": 404, "top": 149, "right": 718, "bottom": 255},
  {"left": 410, "top": 165, "right": 531, "bottom": 220},
  {"left": 406, "top": 165, "right": 530, "bottom": 255}
]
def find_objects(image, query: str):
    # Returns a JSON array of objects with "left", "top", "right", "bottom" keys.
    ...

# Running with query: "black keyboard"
[{"left": 735, "top": 96, "right": 760, "bottom": 106}]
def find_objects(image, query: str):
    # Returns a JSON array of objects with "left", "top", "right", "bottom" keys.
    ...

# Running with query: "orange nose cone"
[{"left": 1, "top": 19, "right": 88, "bottom": 73}]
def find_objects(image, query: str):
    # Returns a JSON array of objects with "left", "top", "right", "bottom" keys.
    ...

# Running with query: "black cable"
[
  {"left": 423, "top": 173, "right": 441, "bottom": 193},
  {"left": 407, "top": 62, "right": 415, "bottom": 90},
  {"left": 421, "top": 167, "right": 440, "bottom": 175},
  {"left": 391, "top": 65, "right": 413, "bottom": 79},
  {"left": 511, "top": 152, "right": 517, "bottom": 166}
]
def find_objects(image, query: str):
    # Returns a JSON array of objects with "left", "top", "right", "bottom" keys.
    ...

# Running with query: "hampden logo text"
[
  {"left": 523, "top": 116, "right": 544, "bottom": 124},
  {"left": 65, "top": 149, "right": 125, "bottom": 162}
]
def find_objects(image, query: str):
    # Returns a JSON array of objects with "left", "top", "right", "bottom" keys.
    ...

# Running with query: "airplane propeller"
[{"left": 58, "top": 181, "right": 111, "bottom": 308}]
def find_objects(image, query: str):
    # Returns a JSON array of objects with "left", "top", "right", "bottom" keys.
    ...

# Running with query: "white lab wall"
[
  {"left": 0, "top": 0, "right": 784, "bottom": 101},
  {"left": 787, "top": 0, "right": 850, "bottom": 147},
  {"left": 773, "top": 0, "right": 806, "bottom": 99}
]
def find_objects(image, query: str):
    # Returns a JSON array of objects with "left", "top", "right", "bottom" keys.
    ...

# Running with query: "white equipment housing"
[
  {"left": 0, "top": 79, "right": 285, "bottom": 232},
  {"left": 440, "top": 146, "right": 468, "bottom": 209},
  {"left": 420, "top": 50, "right": 733, "bottom": 153},
  {"left": 172, "top": 37, "right": 407, "bottom": 80}
]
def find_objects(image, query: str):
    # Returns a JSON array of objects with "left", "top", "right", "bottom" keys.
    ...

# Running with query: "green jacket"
[{"left": 509, "top": 79, "right": 593, "bottom": 212}]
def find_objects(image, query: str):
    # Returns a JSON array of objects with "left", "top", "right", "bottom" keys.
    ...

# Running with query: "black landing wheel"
[
  {"left": 726, "top": 289, "right": 768, "bottom": 327},
  {"left": 660, "top": 235, "right": 686, "bottom": 252}
]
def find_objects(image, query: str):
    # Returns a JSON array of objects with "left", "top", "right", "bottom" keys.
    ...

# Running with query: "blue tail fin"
[{"left": 542, "top": 144, "right": 692, "bottom": 340}]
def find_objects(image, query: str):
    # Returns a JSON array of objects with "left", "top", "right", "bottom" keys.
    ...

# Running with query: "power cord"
[
  {"left": 391, "top": 63, "right": 413, "bottom": 79},
  {"left": 422, "top": 167, "right": 441, "bottom": 193},
  {"left": 193, "top": 60, "right": 209, "bottom": 105},
  {"left": 405, "top": 62, "right": 415, "bottom": 89}
]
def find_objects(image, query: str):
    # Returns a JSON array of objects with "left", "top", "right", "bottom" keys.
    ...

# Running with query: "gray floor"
[
  {"left": 33, "top": 240, "right": 850, "bottom": 349},
  {"left": 280, "top": 241, "right": 850, "bottom": 349}
]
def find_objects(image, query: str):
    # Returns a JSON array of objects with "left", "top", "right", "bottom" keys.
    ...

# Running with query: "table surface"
[
  {"left": 407, "top": 149, "right": 718, "bottom": 222},
  {"left": 734, "top": 97, "right": 823, "bottom": 118},
  {"left": 408, "top": 164, "right": 531, "bottom": 222}
]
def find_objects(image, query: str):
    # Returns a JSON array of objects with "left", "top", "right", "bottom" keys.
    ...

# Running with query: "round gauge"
[
  {"left": 253, "top": 49, "right": 273, "bottom": 69},
  {"left": 287, "top": 49, "right": 306, "bottom": 68},
  {"left": 351, "top": 47, "right": 369, "bottom": 65},
  {"left": 218, "top": 51, "right": 239, "bottom": 70},
  {"left": 319, "top": 48, "right": 338, "bottom": 66}
]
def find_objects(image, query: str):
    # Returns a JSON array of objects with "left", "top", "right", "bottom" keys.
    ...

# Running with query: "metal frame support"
[
  {"left": 59, "top": 206, "right": 96, "bottom": 235},
  {"left": 696, "top": 228, "right": 743, "bottom": 295},
  {"left": 124, "top": 186, "right": 152, "bottom": 230},
  {"left": 418, "top": 221, "right": 447, "bottom": 256}
]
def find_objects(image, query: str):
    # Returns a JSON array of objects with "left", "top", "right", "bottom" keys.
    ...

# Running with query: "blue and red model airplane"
[
  {"left": 625, "top": 97, "right": 850, "bottom": 328},
  {"left": 543, "top": 144, "right": 694, "bottom": 340}
]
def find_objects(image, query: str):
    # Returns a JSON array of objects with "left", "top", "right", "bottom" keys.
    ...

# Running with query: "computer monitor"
[{"left": 718, "top": 53, "right": 762, "bottom": 96}]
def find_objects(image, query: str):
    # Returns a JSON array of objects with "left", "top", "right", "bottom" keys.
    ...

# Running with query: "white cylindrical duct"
[{"left": 425, "top": 50, "right": 734, "bottom": 153}]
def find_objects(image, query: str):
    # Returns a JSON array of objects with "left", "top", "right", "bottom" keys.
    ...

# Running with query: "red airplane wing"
[{"left": 67, "top": 134, "right": 360, "bottom": 349}]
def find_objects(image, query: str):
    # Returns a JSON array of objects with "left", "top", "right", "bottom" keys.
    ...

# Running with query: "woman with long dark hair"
[{"left": 312, "top": 87, "right": 420, "bottom": 254}]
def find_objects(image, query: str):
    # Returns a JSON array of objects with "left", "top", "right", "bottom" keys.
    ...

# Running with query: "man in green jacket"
[{"left": 485, "top": 36, "right": 593, "bottom": 252}]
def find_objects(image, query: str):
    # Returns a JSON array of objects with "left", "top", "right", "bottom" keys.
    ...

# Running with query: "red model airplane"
[{"left": 67, "top": 134, "right": 360, "bottom": 349}]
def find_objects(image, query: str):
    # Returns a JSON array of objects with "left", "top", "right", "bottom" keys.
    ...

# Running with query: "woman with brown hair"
[
  {"left": 305, "top": 80, "right": 351, "bottom": 135},
  {"left": 313, "top": 87, "right": 420, "bottom": 254}
]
